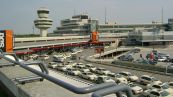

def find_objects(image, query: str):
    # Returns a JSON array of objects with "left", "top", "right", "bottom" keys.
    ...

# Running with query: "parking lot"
[{"left": 25, "top": 46, "right": 173, "bottom": 97}]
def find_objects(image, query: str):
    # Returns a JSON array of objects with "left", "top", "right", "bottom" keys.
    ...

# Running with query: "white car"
[
  {"left": 104, "top": 46, "right": 109, "bottom": 49},
  {"left": 109, "top": 73, "right": 128, "bottom": 84},
  {"left": 74, "top": 63, "right": 85, "bottom": 68},
  {"left": 55, "top": 65, "right": 64, "bottom": 70},
  {"left": 65, "top": 64, "right": 73, "bottom": 68},
  {"left": 148, "top": 83, "right": 173, "bottom": 94},
  {"left": 119, "top": 71, "right": 139, "bottom": 82},
  {"left": 48, "top": 62, "right": 58, "bottom": 69},
  {"left": 140, "top": 75, "right": 162, "bottom": 85},
  {"left": 64, "top": 52, "right": 71, "bottom": 58},
  {"left": 80, "top": 72, "right": 98, "bottom": 81},
  {"left": 168, "top": 82, "right": 173, "bottom": 88},
  {"left": 95, "top": 76, "right": 115, "bottom": 84},
  {"left": 53, "top": 55, "right": 65, "bottom": 62},
  {"left": 158, "top": 57, "right": 167, "bottom": 62},
  {"left": 66, "top": 61, "right": 76, "bottom": 65},
  {"left": 39, "top": 54, "right": 49, "bottom": 60},
  {"left": 68, "top": 62, "right": 77, "bottom": 67},
  {"left": 66, "top": 68, "right": 81, "bottom": 76},
  {"left": 143, "top": 89, "right": 173, "bottom": 97},
  {"left": 58, "top": 66, "right": 72, "bottom": 72},
  {"left": 29, "top": 54, "right": 39, "bottom": 60},
  {"left": 78, "top": 66, "right": 90, "bottom": 73},
  {"left": 128, "top": 83, "right": 143, "bottom": 95},
  {"left": 85, "top": 64, "right": 97, "bottom": 71},
  {"left": 95, "top": 68, "right": 111, "bottom": 75}
]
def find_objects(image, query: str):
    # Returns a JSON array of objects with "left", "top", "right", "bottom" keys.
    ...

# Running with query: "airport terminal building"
[
  {"left": 53, "top": 14, "right": 98, "bottom": 35},
  {"left": 54, "top": 14, "right": 173, "bottom": 35},
  {"left": 127, "top": 30, "right": 173, "bottom": 46}
]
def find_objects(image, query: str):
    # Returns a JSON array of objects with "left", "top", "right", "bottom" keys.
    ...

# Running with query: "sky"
[{"left": 0, "top": 0, "right": 173, "bottom": 35}]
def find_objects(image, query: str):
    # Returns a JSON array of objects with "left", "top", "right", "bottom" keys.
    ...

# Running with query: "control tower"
[{"left": 34, "top": 7, "right": 53, "bottom": 37}]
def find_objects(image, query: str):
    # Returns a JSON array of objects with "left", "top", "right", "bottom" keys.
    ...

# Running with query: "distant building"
[
  {"left": 166, "top": 18, "right": 173, "bottom": 31},
  {"left": 128, "top": 30, "right": 173, "bottom": 46},
  {"left": 54, "top": 14, "right": 173, "bottom": 35},
  {"left": 54, "top": 14, "right": 98, "bottom": 35},
  {"left": 98, "top": 23, "right": 162, "bottom": 33}
]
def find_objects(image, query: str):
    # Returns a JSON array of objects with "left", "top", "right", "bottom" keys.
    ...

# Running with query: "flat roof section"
[{"left": 0, "top": 65, "right": 92, "bottom": 97}]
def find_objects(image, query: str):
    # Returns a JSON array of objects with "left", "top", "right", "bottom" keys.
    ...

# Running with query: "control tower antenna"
[
  {"left": 34, "top": 7, "right": 53, "bottom": 37},
  {"left": 73, "top": 9, "right": 76, "bottom": 15}
]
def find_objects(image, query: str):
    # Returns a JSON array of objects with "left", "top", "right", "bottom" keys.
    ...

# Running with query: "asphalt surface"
[{"left": 75, "top": 47, "right": 173, "bottom": 82}]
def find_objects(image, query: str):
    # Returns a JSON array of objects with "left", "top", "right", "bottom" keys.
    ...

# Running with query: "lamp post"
[{"left": 165, "top": 62, "right": 168, "bottom": 75}]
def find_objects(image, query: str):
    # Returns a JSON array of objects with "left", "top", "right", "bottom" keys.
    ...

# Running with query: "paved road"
[{"left": 77, "top": 47, "right": 173, "bottom": 82}]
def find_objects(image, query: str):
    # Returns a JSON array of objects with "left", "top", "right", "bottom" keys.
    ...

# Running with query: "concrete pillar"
[{"left": 40, "top": 29, "right": 47, "bottom": 37}]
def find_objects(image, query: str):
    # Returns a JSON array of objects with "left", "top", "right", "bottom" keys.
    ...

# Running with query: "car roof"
[
  {"left": 141, "top": 75, "right": 152, "bottom": 78},
  {"left": 120, "top": 71, "right": 131, "bottom": 74}
]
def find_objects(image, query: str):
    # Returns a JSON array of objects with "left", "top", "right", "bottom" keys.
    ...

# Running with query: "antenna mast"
[{"left": 104, "top": 7, "right": 107, "bottom": 24}]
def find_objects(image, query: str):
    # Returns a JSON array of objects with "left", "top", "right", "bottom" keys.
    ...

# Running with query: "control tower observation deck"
[{"left": 34, "top": 7, "right": 53, "bottom": 37}]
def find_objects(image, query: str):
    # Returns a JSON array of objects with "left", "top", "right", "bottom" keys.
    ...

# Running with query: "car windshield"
[
  {"left": 128, "top": 83, "right": 135, "bottom": 87},
  {"left": 160, "top": 91, "right": 169, "bottom": 96},
  {"left": 104, "top": 77, "right": 111, "bottom": 80},
  {"left": 115, "top": 74, "right": 122, "bottom": 78},
  {"left": 129, "top": 73, "right": 134, "bottom": 76},
  {"left": 86, "top": 72, "right": 92, "bottom": 75},
  {"left": 84, "top": 67, "right": 89, "bottom": 69},
  {"left": 71, "top": 68, "right": 77, "bottom": 71}
]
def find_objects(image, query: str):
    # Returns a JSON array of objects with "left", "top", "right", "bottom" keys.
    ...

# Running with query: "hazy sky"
[{"left": 0, "top": 0, "right": 173, "bottom": 35}]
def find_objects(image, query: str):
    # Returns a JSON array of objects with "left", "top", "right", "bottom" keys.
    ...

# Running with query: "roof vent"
[{"left": 14, "top": 75, "right": 43, "bottom": 85}]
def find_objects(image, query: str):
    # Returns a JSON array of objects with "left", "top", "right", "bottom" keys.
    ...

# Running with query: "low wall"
[{"left": 0, "top": 71, "right": 30, "bottom": 97}]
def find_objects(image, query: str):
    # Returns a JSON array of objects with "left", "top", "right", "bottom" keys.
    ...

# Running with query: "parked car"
[
  {"left": 79, "top": 72, "right": 98, "bottom": 81},
  {"left": 109, "top": 73, "right": 128, "bottom": 84},
  {"left": 85, "top": 64, "right": 97, "bottom": 71},
  {"left": 29, "top": 54, "right": 39, "bottom": 60},
  {"left": 147, "top": 83, "right": 173, "bottom": 94},
  {"left": 168, "top": 82, "right": 173, "bottom": 88},
  {"left": 140, "top": 75, "right": 162, "bottom": 85},
  {"left": 55, "top": 65, "right": 65, "bottom": 71},
  {"left": 39, "top": 54, "right": 49, "bottom": 60},
  {"left": 58, "top": 66, "right": 72, "bottom": 72},
  {"left": 94, "top": 67, "right": 112, "bottom": 75},
  {"left": 73, "top": 63, "right": 85, "bottom": 68},
  {"left": 66, "top": 68, "right": 81, "bottom": 76},
  {"left": 78, "top": 67, "right": 90, "bottom": 73},
  {"left": 95, "top": 76, "right": 115, "bottom": 84},
  {"left": 48, "top": 62, "right": 58, "bottom": 69},
  {"left": 67, "top": 62, "right": 77, "bottom": 67},
  {"left": 158, "top": 53, "right": 170, "bottom": 58},
  {"left": 74, "top": 64, "right": 90, "bottom": 73},
  {"left": 128, "top": 83, "right": 143, "bottom": 95},
  {"left": 158, "top": 57, "right": 167, "bottom": 62},
  {"left": 118, "top": 71, "right": 139, "bottom": 82},
  {"left": 143, "top": 89, "right": 172, "bottom": 97},
  {"left": 53, "top": 55, "right": 65, "bottom": 62},
  {"left": 118, "top": 55, "right": 134, "bottom": 62}
]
